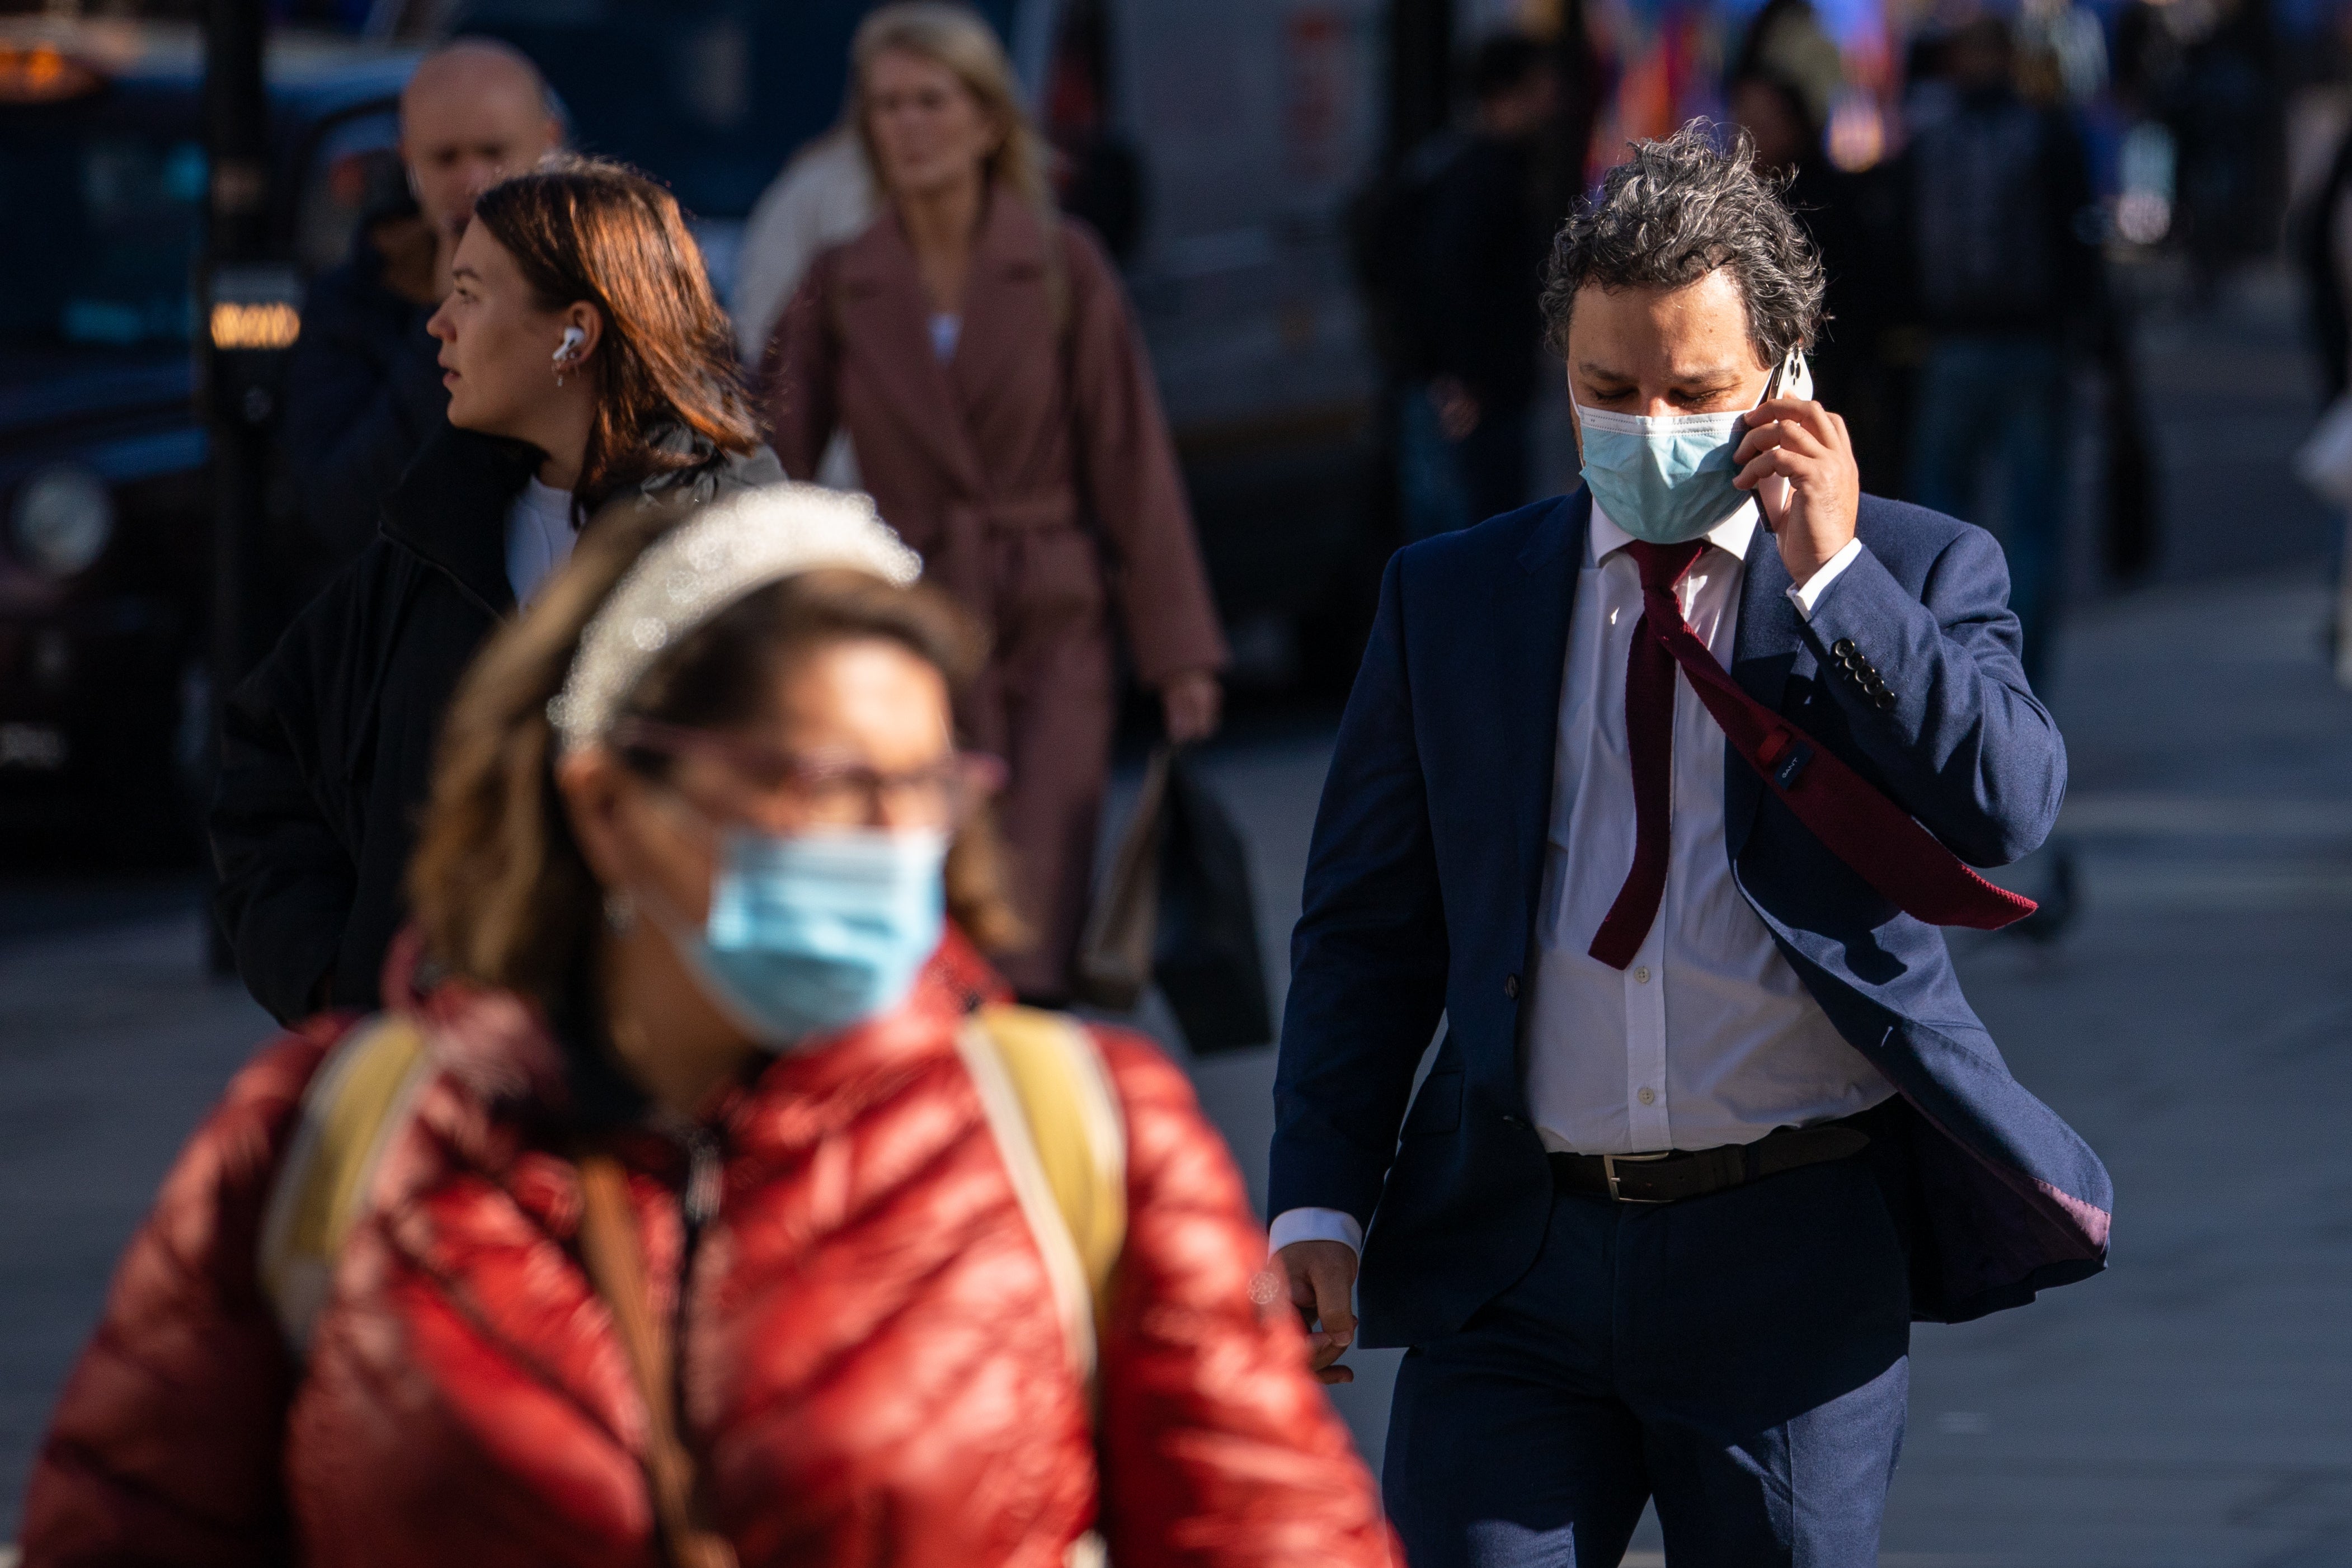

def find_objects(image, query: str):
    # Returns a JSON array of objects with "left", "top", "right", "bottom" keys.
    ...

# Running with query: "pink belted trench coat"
[{"left": 764, "top": 191, "right": 1228, "bottom": 999}]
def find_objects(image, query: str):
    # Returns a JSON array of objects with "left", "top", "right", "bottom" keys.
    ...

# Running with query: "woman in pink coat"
[{"left": 764, "top": 2, "right": 1228, "bottom": 1003}]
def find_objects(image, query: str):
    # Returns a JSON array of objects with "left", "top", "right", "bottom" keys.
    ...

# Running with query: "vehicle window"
[
  {"left": 0, "top": 101, "right": 205, "bottom": 348},
  {"left": 293, "top": 107, "right": 401, "bottom": 276}
]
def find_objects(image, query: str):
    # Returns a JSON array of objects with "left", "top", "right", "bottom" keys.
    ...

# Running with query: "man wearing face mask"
[
  {"left": 280, "top": 38, "right": 565, "bottom": 576},
  {"left": 1268, "top": 124, "right": 2110, "bottom": 1566}
]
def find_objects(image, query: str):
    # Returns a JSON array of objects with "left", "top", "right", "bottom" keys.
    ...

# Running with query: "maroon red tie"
[{"left": 1588, "top": 539, "right": 2036, "bottom": 971}]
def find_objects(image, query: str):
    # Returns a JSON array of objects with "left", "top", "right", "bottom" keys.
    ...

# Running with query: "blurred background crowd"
[
  {"left": 10, "top": 0, "right": 2352, "bottom": 853},
  {"left": 6, "top": 0, "right": 2352, "bottom": 1557}
]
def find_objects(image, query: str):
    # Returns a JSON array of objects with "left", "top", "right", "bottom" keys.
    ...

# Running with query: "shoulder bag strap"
[{"left": 575, "top": 1151, "right": 739, "bottom": 1568}]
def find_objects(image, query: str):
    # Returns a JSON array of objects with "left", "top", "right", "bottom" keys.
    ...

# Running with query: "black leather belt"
[{"left": 1550, "top": 1112, "right": 1878, "bottom": 1205}]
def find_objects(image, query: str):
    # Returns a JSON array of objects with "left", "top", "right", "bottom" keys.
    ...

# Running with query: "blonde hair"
[{"left": 851, "top": 3, "right": 1054, "bottom": 223}]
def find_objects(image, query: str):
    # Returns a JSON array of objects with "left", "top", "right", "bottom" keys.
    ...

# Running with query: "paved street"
[{"left": 4, "top": 265, "right": 2350, "bottom": 1560}]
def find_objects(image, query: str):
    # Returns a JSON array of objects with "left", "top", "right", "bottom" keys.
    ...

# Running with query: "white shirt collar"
[{"left": 1588, "top": 498, "right": 1758, "bottom": 569}]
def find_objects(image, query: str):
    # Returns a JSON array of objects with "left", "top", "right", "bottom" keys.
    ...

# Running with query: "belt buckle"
[{"left": 1602, "top": 1152, "right": 1672, "bottom": 1204}]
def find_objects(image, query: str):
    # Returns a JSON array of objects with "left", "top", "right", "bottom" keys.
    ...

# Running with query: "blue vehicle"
[{"left": 0, "top": 19, "right": 417, "bottom": 855}]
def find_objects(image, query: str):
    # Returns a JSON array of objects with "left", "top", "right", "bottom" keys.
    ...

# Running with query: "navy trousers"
[{"left": 1383, "top": 1150, "right": 1914, "bottom": 1567}]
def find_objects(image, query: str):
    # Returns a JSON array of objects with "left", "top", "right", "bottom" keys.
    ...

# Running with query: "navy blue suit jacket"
[{"left": 1271, "top": 491, "right": 2111, "bottom": 1346}]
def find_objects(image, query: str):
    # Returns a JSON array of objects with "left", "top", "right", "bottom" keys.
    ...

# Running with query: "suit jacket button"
[
  {"left": 1831, "top": 637, "right": 1857, "bottom": 658},
  {"left": 1503, "top": 973, "right": 1520, "bottom": 999}
]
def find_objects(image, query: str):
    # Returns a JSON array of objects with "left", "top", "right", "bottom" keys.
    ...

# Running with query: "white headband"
[{"left": 548, "top": 482, "right": 922, "bottom": 753}]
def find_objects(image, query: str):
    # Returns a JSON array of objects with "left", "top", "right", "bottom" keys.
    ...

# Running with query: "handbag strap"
[{"left": 575, "top": 1152, "right": 739, "bottom": 1568}]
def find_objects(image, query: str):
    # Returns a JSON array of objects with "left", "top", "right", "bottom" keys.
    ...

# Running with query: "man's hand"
[
  {"left": 1276, "top": 1239, "right": 1360, "bottom": 1385},
  {"left": 1733, "top": 395, "right": 1860, "bottom": 587},
  {"left": 1431, "top": 375, "right": 1482, "bottom": 442},
  {"left": 1160, "top": 670, "right": 1222, "bottom": 745}
]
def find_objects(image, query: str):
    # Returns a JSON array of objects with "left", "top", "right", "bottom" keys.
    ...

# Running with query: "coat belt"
[{"left": 927, "top": 496, "right": 1086, "bottom": 608}]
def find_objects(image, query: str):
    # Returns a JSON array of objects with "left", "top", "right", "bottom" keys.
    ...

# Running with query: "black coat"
[
  {"left": 1418, "top": 133, "right": 1549, "bottom": 417},
  {"left": 281, "top": 229, "right": 448, "bottom": 580},
  {"left": 211, "top": 424, "right": 784, "bottom": 1023}
]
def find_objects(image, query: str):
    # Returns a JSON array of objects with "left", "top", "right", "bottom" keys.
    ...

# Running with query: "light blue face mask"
[
  {"left": 667, "top": 827, "right": 947, "bottom": 1048},
  {"left": 1575, "top": 350, "right": 1811, "bottom": 545}
]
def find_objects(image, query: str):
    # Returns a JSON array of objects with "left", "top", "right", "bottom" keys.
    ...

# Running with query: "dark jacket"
[
  {"left": 1903, "top": 88, "right": 2100, "bottom": 340},
  {"left": 1418, "top": 133, "right": 1549, "bottom": 416},
  {"left": 281, "top": 228, "right": 449, "bottom": 578},
  {"left": 211, "top": 425, "right": 783, "bottom": 1024},
  {"left": 1271, "top": 489, "right": 2109, "bottom": 1346}
]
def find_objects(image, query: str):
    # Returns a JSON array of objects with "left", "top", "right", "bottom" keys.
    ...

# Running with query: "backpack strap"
[
  {"left": 957, "top": 1005, "right": 1123, "bottom": 1568},
  {"left": 257, "top": 1013, "right": 435, "bottom": 1357},
  {"left": 954, "top": 1004, "right": 1128, "bottom": 1381}
]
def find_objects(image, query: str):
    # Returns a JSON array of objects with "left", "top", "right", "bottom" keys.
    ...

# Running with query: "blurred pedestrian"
[
  {"left": 2169, "top": 0, "right": 2286, "bottom": 305},
  {"left": 1271, "top": 124, "right": 2106, "bottom": 1565},
  {"left": 1902, "top": 16, "right": 2099, "bottom": 688},
  {"left": 281, "top": 37, "right": 565, "bottom": 577},
  {"left": 1406, "top": 32, "right": 1560, "bottom": 534},
  {"left": 731, "top": 128, "right": 876, "bottom": 380},
  {"left": 23, "top": 490, "right": 1396, "bottom": 1568},
  {"left": 1729, "top": 70, "right": 1910, "bottom": 495},
  {"left": 764, "top": 3, "right": 1228, "bottom": 1005},
  {"left": 213, "top": 158, "right": 780, "bottom": 1026},
  {"left": 733, "top": 128, "right": 876, "bottom": 491},
  {"left": 1730, "top": 0, "right": 1845, "bottom": 132}
]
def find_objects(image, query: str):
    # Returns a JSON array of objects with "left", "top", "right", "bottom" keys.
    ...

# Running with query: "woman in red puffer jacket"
[{"left": 22, "top": 486, "right": 1394, "bottom": 1568}]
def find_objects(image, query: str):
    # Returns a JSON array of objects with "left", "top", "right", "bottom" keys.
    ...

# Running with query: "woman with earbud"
[
  {"left": 212, "top": 155, "right": 782, "bottom": 1027},
  {"left": 27, "top": 488, "right": 1397, "bottom": 1568}
]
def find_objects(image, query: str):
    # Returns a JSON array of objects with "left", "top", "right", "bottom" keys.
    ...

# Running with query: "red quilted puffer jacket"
[{"left": 21, "top": 944, "right": 1395, "bottom": 1567}]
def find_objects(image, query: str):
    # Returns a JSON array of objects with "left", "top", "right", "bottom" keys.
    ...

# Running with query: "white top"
[
  {"left": 728, "top": 129, "right": 878, "bottom": 361},
  {"left": 929, "top": 312, "right": 962, "bottom": 362},
  {"left": 1268, "top": 505, "right": 1878, "bottom": 1257},
  {"left": 505, "top": 477, "right": 576, "bottom": 609}
]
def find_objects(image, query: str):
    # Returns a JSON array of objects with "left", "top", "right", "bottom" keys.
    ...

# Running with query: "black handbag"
[
  {"left": 1152, "top": 748, "right": 1275, "bottom": 1054},
  {"left": 1072, "top": 746, "right": 1275, "bottom": 1054}
]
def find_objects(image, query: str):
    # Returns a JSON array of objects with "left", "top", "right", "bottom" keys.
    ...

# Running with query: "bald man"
[{"left": 283, "top": 39, "right": 563, "bottom": 579}]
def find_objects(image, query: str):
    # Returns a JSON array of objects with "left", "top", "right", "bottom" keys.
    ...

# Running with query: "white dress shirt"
[
  {"left": 1269, "top": 503, "right": 1885, "bottom": 1257},
  {"left": 505, "top": 477, "right": 577, "bottom": 609}
]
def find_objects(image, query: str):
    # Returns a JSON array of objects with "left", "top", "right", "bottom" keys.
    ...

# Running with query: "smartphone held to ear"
[{"left": 1754, "top": 347, "right": 1814, "bottom": 529}]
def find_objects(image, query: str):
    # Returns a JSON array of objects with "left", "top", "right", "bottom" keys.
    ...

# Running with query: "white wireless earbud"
[{"left": 553, "top": 325, "right": 586, "bottom": 364}]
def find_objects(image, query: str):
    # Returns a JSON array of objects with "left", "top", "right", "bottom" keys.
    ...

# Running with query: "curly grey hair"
[{"left": 1540, "top": 120, "right": 1826, "bottom": 365}]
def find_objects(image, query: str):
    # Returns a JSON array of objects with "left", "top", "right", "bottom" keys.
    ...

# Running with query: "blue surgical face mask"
[
  {"left": 1574, "top": 350, "right": 1810, "bottom": 545},
  {"left": 659, "top": 826, "right": 948, "bottom": 1048}
]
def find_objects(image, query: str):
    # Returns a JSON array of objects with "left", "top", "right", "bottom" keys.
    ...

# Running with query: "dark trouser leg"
[
  {"left": 1907, "top": 337, "right": 2000, "bottom": 520},
  {"left": 1383, "top": 1193, "right": 1650, "bottom": 1567},
  {"left": 1624, "top": 1157, "right": 1913, "bottom": 1566},
  {"left": 1997, "top": 341, "right": 2069, "bottom": 690},
  {"left": 1386, "top": 1154, "right": 1911, "bottom": 1567}
]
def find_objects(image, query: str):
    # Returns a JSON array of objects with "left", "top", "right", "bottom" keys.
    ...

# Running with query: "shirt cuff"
[
  {"left": 1268, "top": 1206, "right": 1363, "bottom": 1257},
  {"left": 1785, "top": 538, "right": 1865, "bottom": 621}
]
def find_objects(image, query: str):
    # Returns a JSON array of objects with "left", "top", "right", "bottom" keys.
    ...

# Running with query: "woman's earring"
[{"left": 604, "top": 890, "right": 636, "bottom": 934}]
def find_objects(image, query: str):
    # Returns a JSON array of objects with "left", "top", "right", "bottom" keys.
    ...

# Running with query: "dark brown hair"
[
  {"left": 1540, "top": 120, "right": 1825, "bottom": 364},
  {"left": 410, "top": 496, "right": 1018, "bottom": 1019},
  {"left": 471, "top": 156, "right": 762, "bottom": 513}
]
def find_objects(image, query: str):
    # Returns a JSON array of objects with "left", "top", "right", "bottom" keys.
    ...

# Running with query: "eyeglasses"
[{"left": 610, "top": 717, "right": 1006, "bottom": 830}]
